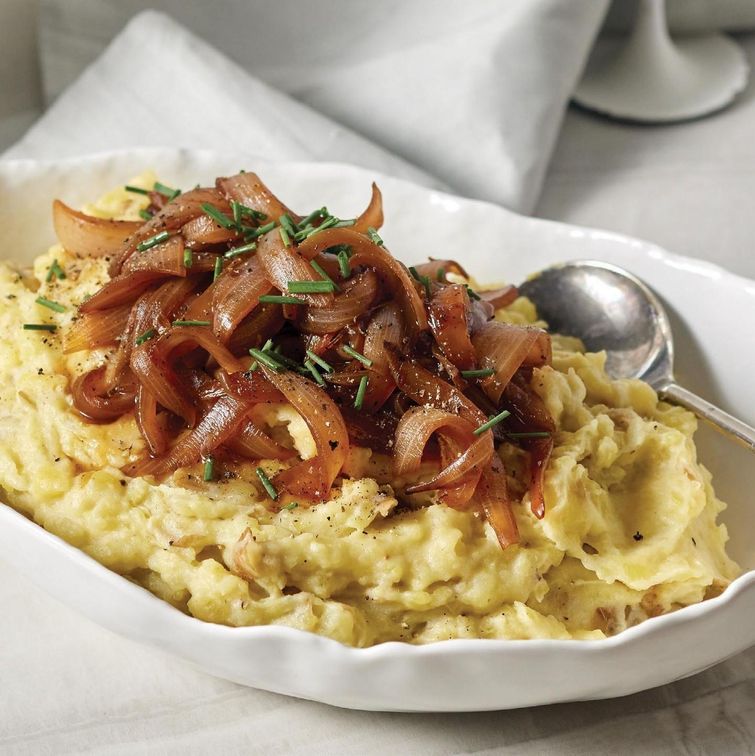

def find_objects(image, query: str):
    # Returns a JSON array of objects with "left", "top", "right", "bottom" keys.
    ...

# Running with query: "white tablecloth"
[{"left": 1, "top": 11, "right": 754, "bottom": 756}]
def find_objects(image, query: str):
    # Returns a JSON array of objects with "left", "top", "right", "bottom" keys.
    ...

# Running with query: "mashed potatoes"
[{"left": 0, "top": 177, "right": 739, "bottom": 646}]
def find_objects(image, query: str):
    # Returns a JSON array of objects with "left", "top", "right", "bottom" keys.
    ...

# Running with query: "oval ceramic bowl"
[{"left": 0, "top": 149, "right": 753, "bottom": 712}]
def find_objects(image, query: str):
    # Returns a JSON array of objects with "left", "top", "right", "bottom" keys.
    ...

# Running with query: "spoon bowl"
[{"left": 519, "top": 260, "right": 755, "bottom": 451}]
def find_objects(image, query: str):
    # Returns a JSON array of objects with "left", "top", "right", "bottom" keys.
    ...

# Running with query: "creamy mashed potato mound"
[{"left": 0, "top": 177, "right": 739, "bottom": 646}]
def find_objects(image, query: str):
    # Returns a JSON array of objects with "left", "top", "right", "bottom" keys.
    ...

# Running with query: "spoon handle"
[{"left": 659, "top": 382, "right": 755, "bottom": 451}]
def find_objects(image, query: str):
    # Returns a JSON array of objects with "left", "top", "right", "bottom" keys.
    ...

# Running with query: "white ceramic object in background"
[
  {"left": 574, "top": 0, "right": 749, "bottom": 122},
  {"left": 0, "top": 149, "right": 753, "bottom": 712}
]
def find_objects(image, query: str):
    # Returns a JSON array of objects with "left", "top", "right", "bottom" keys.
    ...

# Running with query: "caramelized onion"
[
  {"left": 64, "top": 303, "right": 131, "bottom": 353},
  {"left": 298, "top": 228, "right": 428, "bottom": 335},
  {"left": 477, "top": 456, "right": 519, "bottom": 548},
  {"left": 53, "top": 200, "right": 141, "bottom": 258},
  {"left": 217, "top": 173, "right": 297, "bottom": 222},
  {"left": 71, "top": 365, "right": 136, "bottom": 422},
  {"left": 260, "top": 366, "right": 348, "bottom": 500},
  {"left": 428, "top": 284, "right": 476, "bottom": 370},
  {"left": 351, "top": 183, "right": 384, "bottom": 233},
  {"left": 298, "top": 270, "right": 379, "bottom": 335},
  {"left": 479, "top": 284, "right": 519, "bottom": 309},
  {"left": 473, "top": 321, "right": 551, "bottom": 403}
]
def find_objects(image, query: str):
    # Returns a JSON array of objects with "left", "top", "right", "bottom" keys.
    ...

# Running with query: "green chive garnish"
[
  {"left": 258, "top": 294, "right": 304, "bottom": 305},
  {"left": 136, "top": 231, "right": 170, "bottom": 252},
  {"left": 316, "top": 215, "right": 339, "bottom": 232},
  {"left": 172, "top": 319, "right": 210, "bottom": 327},
  {"left": 249, "top": 347, "right": 284, "bottom": 372},
  {"left": 247, "top": 221, "right": 276, "bottom": 239},
  {"left": 506, "top": 431, "right": 552, "bottom": 439},
  {"left": 466, "top": 285, "right": 481, "bottom": 301},
  {"left": 256, "top": 467, "right": 278, "bottom": 500},
  {"left": 35, "top": 296, "right": 66, "bottom": 313},
  {"left": 153, "top": 182, "right": 181, "bottom": 200},
  {"left": 201, "top": 202, "right": 236, "bottom": 230},
  {"left": 279, "top": 226, "right": 291, "bottom": 247},
  {"left": 294, "top": 225, "right": 314, "bottom": 243},
  {"left": 354, "top": 375, "right": 369, "bottom": 410},
  {"left": 305, "top": 350, "right": 333, "bottom": 373},
  {"left": 45, "top": 259, "right": 66, "bottom": 282},
  {"left": 279, "top": 214, "right": 297, "bottom": 236},
  {"left": 135, "top": 329, "right": 155, "bottom": 346},
  {"left": 419, "top": 274, "right": 431, "bottom": 298},
  {"left": 333, "top": 218, "right": 356, "bottom": 228},
  {"left": 213, "top": 256, "right": 223, "bottom": 281},
  {"left": 474, "top": 410, "right": 511, "bottom": 436},
  {"left": 460, "top": 368, "right": 495, "bottom": 378},
  {"left": 183, "top": 248, "right": 193, "bottom": 268},
  {"left": 437, "top": 267, "right": 446, "bottom": 281},
  {"left": 304, "top": 359, "right": 325, "bottom": 386},
  {"left": 231, "top": 200, "right": 243, "bottom": 227},
  {"left": 337, "top": 249, "right": 351, "bottom": 278},
  {"left": 409, "top": 266, "right": 420, "bottom": 281},
  {"left": 23, "top": 323, "right": 56, "bottom": 332},
  {"left": 367, "top": 227, "right": 383, "bottom": 246},
  {"left": 239, "top": 206, "right": 267, "bottom": 222},
  {"left": 310, "top": 260, "right": 340, "bottom": 291},
  {"left": 298, "top": 207, "right": 327, "bottom": 228},
  {"left": 287, "top": 280, "right": 335, "bottom": 294},
  {"left": 125, "top": 185, "right": 149, "bottom": 195},
  {"left": 284, "top": 501, "right": 298, "bottom": 511},
  {"left": 203, "top": 457, "right": 214, "bottom": 482},
  {"left": 224, "top": 241, "right": 257, "bottom": 259},
  {"left": 342, "top": 344, "right": 373, "bottom": 367},
  {"left": 271, "top": 347, "right": 306, "bottom": 372},
  {"left": 138, "top": 209, "right": 153, "bottom": 221}
]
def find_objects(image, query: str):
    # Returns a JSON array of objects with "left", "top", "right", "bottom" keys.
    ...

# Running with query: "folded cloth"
[{"left": 10, "top": 1, "right": 608, "bottom": 212}]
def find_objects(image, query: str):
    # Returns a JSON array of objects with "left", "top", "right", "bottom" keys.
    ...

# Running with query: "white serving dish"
[{"left": 0, "top": 149, "right": 752, "bottom": 712}]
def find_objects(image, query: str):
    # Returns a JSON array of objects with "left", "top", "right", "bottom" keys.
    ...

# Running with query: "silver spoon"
[{"left": 518, "top": 260, "right": 755, "bottom": 451}]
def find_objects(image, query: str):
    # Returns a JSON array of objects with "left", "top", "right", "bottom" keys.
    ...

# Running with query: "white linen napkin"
[{"left": 8, "top": 1, "right": 609, "bottom": 213}]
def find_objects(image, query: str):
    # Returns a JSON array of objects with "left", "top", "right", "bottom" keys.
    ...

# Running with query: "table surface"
[{"left": 2, "top": 35, "right": 755, "bottom": 756}]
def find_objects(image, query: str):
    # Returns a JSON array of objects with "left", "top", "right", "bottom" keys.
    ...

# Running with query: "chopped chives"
[
  {"left": 213, "top": 256, "right": 223, "bottom": 281},
  {"left": 284, "top": 501, "right": 298, "bottom": 511},
  {"left": 279, "top": 226, "right": 291, "bottom": 247},
  {"left": 342, "top": 344, "right": 373, "bottom": 367},
  {"left": 409, "top": 266, "right": 420, "bottom": 281},
  {"left": 201, "top": 202, "right": 236, "bottom": 230},
  {"left": 337, "top": 249, "right": 351, "bottom": 278},
  {"left": 304, "top": 359, "right": 325, "bottom": 386},
  {"left": 305, "top": 349, "right": 333, "bottom": 373},
  {"left": 419, "top": 274, "right": 431, "bottom": 298},
  {"left": 136, "top": 230, "right": 170, "bottom": 252},
  {"left": 239, "top": 206, "right": 267, "bottom": 222},
  {"left": 316, "top": 215, "right": 339, "bottom": 232},
  {"left": 279, "top": 214, "right": 297, "bottom": 237},
  {"left": 287, "top": 280, "right": 335, "bottom": 294},
  {"left": 138, "top": 209, "right": 154, "bottom": 221},
  {"left": 183, "top": 248, "right": 193, "bottom": 268},
  {"left": 45, "top": 259, "right": 66, "bottom": 282},
  {"left": 333, "top": 218, "right": 355, "bottom": 228},
  {"left": 271, "top": 347, "right": 305, "bottom": 372},
  {"left": 125, "top": 185, "right": 149, "bottom": 195},
  {"left": 23, "top": 323, "right": 56, "bottom": 332},
  {"left": 203, "top": 456, "right": 214, "bottom": 482},
  {"left": 153, "top": 181, "right": 181, "bottom": 200},
  {"left": 249, "top": 347, "right": 284, "bottom": 372},
  {"left": 224, "top": 241, "right": 257, "bottom": 258},
  {"left": 473, "top": 409, "right": 511, "bottom": 436},
  {"left": 135, "top": 328, "right": 155, "bottom": 346},
  {"left": 326, "top": 244, "right": 352, "bottom": 257},
  {"left": 231, "top": 200, "right": 243, "bottom": 227},
  {"left": 354, "top": 375, "right": 369, "bottom": 410},
  {"left": 172, "top": 319, "right": 210, "bottom": 327},
  {"left": 35, "top": 296, "right": 66, "bottom": 313},
  {"left": 506, "top": 431, "right": 552, "bottom": 439},
  {"left": 294, "top": 225, "right": 314, "bottom": 243},
  {"left": 256, "top": 467, "right": 278, "bottom": 500},
  {"left": 437, "top": 267, "right": 446, "bottom": 281},
  {"left": 460, "top": 368, "right": 495, "bottom": 379},
  {"left": 466, "top": 285, "right": 481, "bottom": 301},
  {"left": 245, "top": 221, "right": 276, "bottom": 240},
  {"left": 310, "top": 260, "right": 340, "bottom": 291},
  {"left": 367, "top": 227, "right": 383, "bottom": 246},
  {"left": 298, "top": 207, "right": 327, "bottom": 228},
  {"left": 258, "top": 294, "right": 304, "bottom": 305}
]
